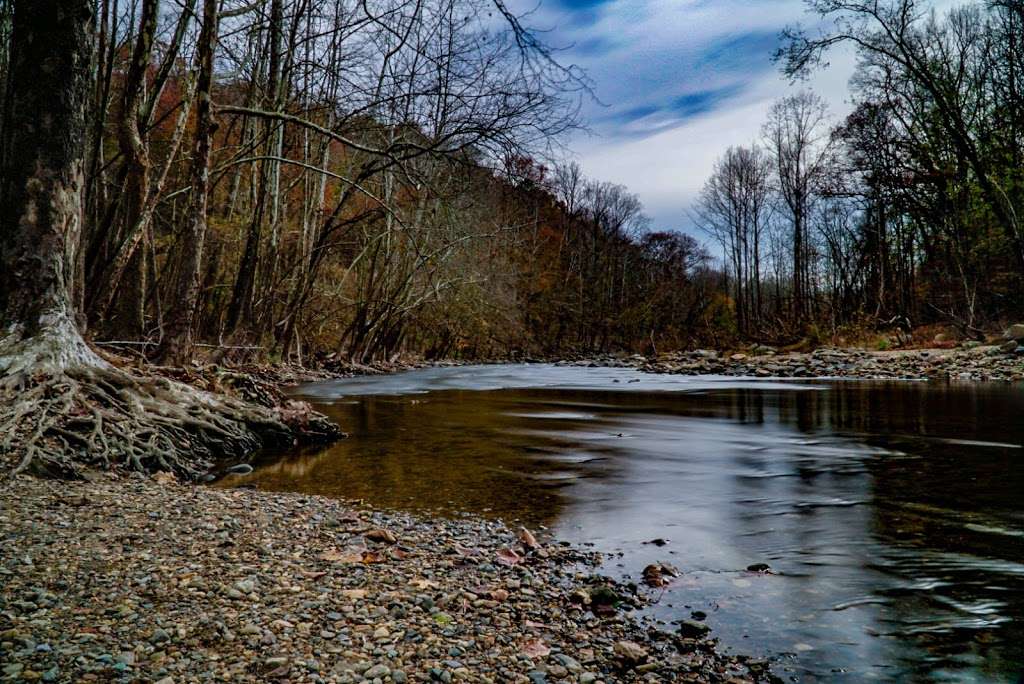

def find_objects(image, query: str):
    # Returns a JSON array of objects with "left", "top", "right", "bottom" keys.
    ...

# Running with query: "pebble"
[
  {"left": 577, "top": 344, "right": 1024, "bottom": 383},
  {"left": 0, "top": 474, "right": 765, "bottom": 683}
]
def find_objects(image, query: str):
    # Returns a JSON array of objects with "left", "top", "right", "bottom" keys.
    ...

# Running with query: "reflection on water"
[{"left": 221, "top": 364, "right": 1024, "bottom": 682}]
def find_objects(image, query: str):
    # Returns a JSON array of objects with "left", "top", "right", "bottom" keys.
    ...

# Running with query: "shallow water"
[{"left": 222, "top": 364, "right": 1024, "bottom": 682}]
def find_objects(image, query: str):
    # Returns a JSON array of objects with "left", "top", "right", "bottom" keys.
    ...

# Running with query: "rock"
[
  {"left": 678, "top": 620, "right": 711, "bottom": 638},
  {"left": 1005, "top": 324, "right": 1024, "bottom": 341},
  {"left": 364, "top": 528, "right": 397, "bottom": 544},
  {"left": 613, "top": 640, "right": 648, "bottom": 667},
  {"left": 553, "top": 653, "right": 582, "bottom": 673},
  {"left": 226, "top": 463, "right": 253, "bottom": 475},
  {"left": 364, "top": 663, "right": 390, "bottom": 678},
  {"left": 0, "top": 464, "right": 763, "bottom": 684},
  {"left": 641, "top": 562, "right": 678, "bottom": 587},
  {"left": 1000, "top": 339, "right": 1019, "bottom": 353}
]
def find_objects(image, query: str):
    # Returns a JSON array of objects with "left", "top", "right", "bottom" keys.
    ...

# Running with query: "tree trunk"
[
  {"left": 0, "top": 0, "right": 99, "bottom": 376},
  {"left": 157, "top": 0, "right": 218, "bottom": 365}
]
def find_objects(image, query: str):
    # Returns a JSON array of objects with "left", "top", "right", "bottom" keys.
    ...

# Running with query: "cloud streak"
[{"left": 509, "top": 0, "right": 855, "bottom": 232}]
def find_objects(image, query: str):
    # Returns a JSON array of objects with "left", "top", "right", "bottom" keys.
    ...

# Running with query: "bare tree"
[
  {"left": 693, "top": 145, "right": 773, "bottom": 334},
  {"left": 763, "top": 91, "right": 833, "bottom": 323}
]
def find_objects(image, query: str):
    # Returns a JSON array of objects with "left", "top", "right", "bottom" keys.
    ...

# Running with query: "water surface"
[{"left": 222, "top": 364, "right": 1024, "bottom": 682}]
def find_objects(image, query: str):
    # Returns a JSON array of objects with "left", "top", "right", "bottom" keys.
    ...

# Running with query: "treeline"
[
  {"left": 696, "top": 0, "right": 1024, "bottom": 342},
  {"left": 0, "top": 0, "right": 722, "bottom": 366}
]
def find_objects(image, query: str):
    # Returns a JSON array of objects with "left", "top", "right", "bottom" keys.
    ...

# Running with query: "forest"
[
  {"left": 3, "top": 0, "right": 1022, "bottom": 371},
  {"left": 697, "top": 0, "right": 1024, "bottom": 343}
]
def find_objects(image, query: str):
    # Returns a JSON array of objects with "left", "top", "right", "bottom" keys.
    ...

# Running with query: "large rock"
[
  {"left": 613, "top": 640, "right": 648, "bottom": 667},
  {"left": 1005, "top": 324, "right": 1024, "bottom": 341}
]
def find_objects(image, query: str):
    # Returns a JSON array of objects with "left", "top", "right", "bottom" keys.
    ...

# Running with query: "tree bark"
[
  {"left": 0, "top": 0, "right": 99, "bottom": 375},
  {"left": 157, "top": 0, "right": 219, "bottom": 364}
]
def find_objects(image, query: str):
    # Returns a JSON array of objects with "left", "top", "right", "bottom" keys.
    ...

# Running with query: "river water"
[{"left": 222, "top": 364, "right": 1024, "bottom": 682}]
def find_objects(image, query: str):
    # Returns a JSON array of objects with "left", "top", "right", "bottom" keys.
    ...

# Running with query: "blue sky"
[{"left": 508, "top": 0, "right": 858, "bottom": 232}]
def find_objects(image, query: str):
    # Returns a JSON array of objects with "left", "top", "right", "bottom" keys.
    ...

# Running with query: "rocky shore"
[
  {"left": 0, "top": 475, "right": 770, "bottom": 684},
  {"left": 570, "top": 340, "right": 1024, "bottom": 383}
]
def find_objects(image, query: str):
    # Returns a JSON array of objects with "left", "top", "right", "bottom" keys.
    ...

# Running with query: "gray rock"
[
  {"left": 678, "top": 620, "right": 711, "bottom": 638},
  {"left": 363, "top": 663, "right": 390, "bottom": 678},
  {"left": 553, "top": 653, "right": 582, "bottom": 672}
]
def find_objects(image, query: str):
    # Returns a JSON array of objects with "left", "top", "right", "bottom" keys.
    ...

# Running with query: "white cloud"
[{"left": 524, "top": 0, "right": 861, "bottom": 232}]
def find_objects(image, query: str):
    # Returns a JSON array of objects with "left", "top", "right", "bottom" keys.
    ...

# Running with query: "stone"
[
  {"left": 364, "top": 663, "right": 389, "bottom": 678},
  {"left": 553, "top": 653, "right": 582, "bottom": 673},
  {"left": 1005, "top": 324, "right": 1024, "bottom": 341},
  {"left": 613, "top": 640, "right": 648, "bottom": 667},
  {"left": 678, "top": 620, "right": 711, "bottom": 638}
]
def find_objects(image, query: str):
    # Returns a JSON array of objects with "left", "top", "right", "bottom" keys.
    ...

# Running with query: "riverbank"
[
  {"left": 569, "top": 343, "right": 1024, "bottom": 382},
  {"left": 0, "top": 474, "right": 772, "bottom": 684}
]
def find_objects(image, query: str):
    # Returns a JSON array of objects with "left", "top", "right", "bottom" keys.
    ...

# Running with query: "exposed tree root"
[{"left": 0, "top": 318, "right": 341, "bottom": 479}]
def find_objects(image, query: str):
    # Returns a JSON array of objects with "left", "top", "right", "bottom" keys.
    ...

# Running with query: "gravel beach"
[
  {"left": 571, "top": 345, "right": 1024, "bottom": 382},
  {"left": 0, "top": 474, "right": 771, "bottom": 683}
]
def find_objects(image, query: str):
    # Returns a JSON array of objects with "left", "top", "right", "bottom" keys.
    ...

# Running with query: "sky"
[{"left": 508, "top": 0, "right": 859, "bottom": 234}]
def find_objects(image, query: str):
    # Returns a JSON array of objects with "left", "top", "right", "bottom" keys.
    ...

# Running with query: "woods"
[
  {"left": 0, "top": 0, "right": 715, "bottom": 368},
  {"left": 697, "top": 0, "right": 1024, "bottom": 343}
]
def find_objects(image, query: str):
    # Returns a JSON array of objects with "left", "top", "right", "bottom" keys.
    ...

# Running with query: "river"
[{"left": 219, "top": 363, "right": 1024, "bottom": 682}]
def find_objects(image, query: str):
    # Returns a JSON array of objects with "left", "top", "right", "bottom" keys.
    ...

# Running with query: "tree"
[
  {"left": 693, "top": 145, "right": 773, "bottom": 334},
  {"left": 156, "top": 0, "right": 219, "bottom": 364},
  {"left": 778, "top": 0, "right": 1024, "bottom": 273},
  {"left": 763, "top": 92, "right": 833, "bottom": 323},
  {"left": 0, "top": 0, "right": 313, "bottom": 476}
]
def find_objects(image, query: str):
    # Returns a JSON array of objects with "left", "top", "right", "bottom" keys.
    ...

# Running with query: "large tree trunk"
[{"left": 0, "top": 0, "right": 99, "bottom": 375}]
